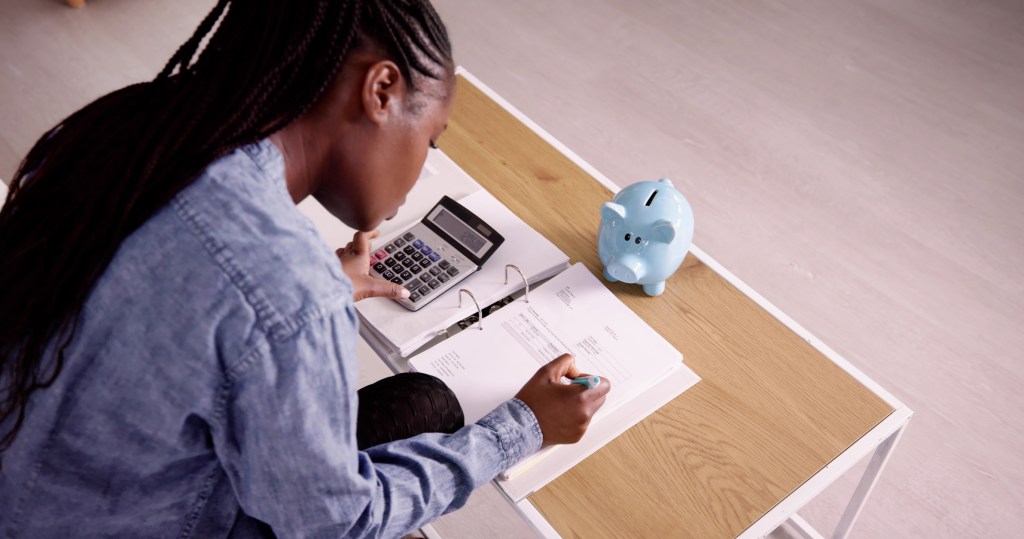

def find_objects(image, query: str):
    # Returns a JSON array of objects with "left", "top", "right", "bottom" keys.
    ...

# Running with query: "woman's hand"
[
  {"left": 514, "top": 353, "right": 611, "bottom": 448},
  {"left": 336, "top": 230, "right": 411, "bottom": 302}
]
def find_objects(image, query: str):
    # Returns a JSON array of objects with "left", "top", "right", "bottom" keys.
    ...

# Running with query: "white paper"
[
  {"left": 410, "top": 263, "right": 691, "bottom": 479},
  {"left": 413, "top": 263, "right": 681, "bottom": 419},
  {"left": 499, "top": 366, "right": 699, "bottom": 501}
]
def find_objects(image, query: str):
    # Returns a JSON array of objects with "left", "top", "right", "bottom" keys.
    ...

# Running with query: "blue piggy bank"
[{"left": 598, "top": 178, "right": 694, "bottom": 296}]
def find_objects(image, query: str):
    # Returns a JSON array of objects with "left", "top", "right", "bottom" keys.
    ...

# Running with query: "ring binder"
[
  {"left": 353, "top": 186, "right": 570, "bottom": 359},
  {"left": 458, "top": 289, "right": 483, "bottom": 330},
  {"left": 504, "top": 264, "right": 529, "bottom": 303},
  {"left": 410, "top": 263, "right": 698, "bottom": 499}
]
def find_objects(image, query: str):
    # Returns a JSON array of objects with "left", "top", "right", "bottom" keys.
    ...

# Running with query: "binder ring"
[
  {"left": 504, "top": 264, "right": 529, "bottom": 303},
  {"left": 458, "top": 289, "right": 484, "bottom": 330}
]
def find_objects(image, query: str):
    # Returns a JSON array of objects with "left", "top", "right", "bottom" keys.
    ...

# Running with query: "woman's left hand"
[{"left": 336, "top": 230, "right": 411, "bottom": 302}]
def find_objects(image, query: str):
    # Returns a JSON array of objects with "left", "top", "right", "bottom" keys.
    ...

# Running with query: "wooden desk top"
[{"left": 440, "top": 75, "right": 894, "bottom": 538}]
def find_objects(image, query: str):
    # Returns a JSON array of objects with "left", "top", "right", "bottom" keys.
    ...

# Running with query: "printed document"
[{"left": 410, "top": 263, "right": 698, "bottom": 482}]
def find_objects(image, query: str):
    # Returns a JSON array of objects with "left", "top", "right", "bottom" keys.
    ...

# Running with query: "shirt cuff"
[{"left": 476, "top": 398, "right": 544, "bottom": 471}]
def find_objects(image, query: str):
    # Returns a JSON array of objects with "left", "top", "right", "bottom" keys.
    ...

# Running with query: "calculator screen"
[{"left": 431, "top": 208, "right": 491, "bottom": 255}]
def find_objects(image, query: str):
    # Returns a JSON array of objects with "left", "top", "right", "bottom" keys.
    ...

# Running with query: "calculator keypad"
[{"left": 369, "top": 229, "right": 475, "bottom": 309}]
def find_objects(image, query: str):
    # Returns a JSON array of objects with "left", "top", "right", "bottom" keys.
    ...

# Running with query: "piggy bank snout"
[{"left": 605, "top": 255, "right": 645, "bottom": 283}]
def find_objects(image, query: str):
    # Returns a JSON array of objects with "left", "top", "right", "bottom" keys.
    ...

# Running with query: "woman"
[{"left": 0, "top": 1, "right": 609, "bottom": 537}]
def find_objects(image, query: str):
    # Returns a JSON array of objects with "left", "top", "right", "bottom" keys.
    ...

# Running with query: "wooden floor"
[{"left": 2, "top": 0, "right": 1021, "bottom": 537}]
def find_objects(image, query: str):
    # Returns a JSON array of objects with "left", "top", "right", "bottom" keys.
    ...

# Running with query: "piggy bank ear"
[
  {"left": 651, "top": 219, "right": 676, "bottom": 243},
  {"left": 601, "top": 202, "right": 627, "bottom": 222}
]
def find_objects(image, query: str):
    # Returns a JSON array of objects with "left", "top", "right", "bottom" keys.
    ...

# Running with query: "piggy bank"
[{"left": 598, "top": 178, "right": 694, "bottom": 296}]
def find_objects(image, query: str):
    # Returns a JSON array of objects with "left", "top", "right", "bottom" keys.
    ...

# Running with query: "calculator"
[{"left": 369, "top": 196, "right": 505, "bottom": 311}]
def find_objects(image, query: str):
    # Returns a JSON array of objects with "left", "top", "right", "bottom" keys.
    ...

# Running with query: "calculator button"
[
  {"left": 409, "top": 292, "right": 421, "bottom": 302},
  {"left": 373, "top": 263, "right": 386, "bottom": 273},
  {"left": 394, "top": 252, "right": 406, "bottom": 261},
  {"left": 428, "top": 252, "right": 441, "bottom": 262},
  {"left": 412, "top": 239, "right": 424, "bottom": 248},
  {"left": 384, "top": 244, "right": 397, "bottom": 253},
  {"left": 418, "top": 285, "right": 430, "bottom": 296},
  {"left": 411, "top": 251, "right": 424, "bottom": 261},
  {"left": 420, "top": 259, "right": 431, "bottom": 268},
  {"left": 406, "top": 277, "right": 421, "bottom": 288},
  {"left": 403, "top": 232, "right": 415, "bottom": 241},
  {"left": 374, "top": 250, "right": 388, "bottom": 260},
  {"left": 439, "top": 260, "right": 451, "bottom": 269},
  {"left": 428, "top": 279, "right": 440, "bottom": 289},
  {"left": 391, "top": 277, "right": 403, "bottom": 285},
  {"left": 420, "top": 245, "right": 432, "bottom": 255},
  {"left": 383, "top": 270, "right": 395, "bottom": 280},
  {"left": 429, "top": 266, "right": 442, "bottom": 276},
  {"left": 394, "top": 238, "right": 406, "bottom": 248},
  {"left": 400, "top": 270, "right": 412, "bottom": 280},
  {"left": 384, "top": 258, "right": 398, "bottom": 267},
  {"left": 409, "top": 264, "right": 422, "bottom": 274},
  {"left": 446, "top": 267, "right": 459, "bottom": 277},
  {"left": 403, "top": 246, "right": 416, "bottom": 254},
  {"left": 437, "top": 273, "right": 449, "bottom": 283}
]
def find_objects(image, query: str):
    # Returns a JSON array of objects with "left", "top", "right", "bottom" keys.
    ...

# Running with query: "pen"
[{"left": 571, "top": 376, "right": 601, "bottom": 390}]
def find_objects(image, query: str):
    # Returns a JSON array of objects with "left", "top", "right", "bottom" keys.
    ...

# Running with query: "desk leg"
[
  {"left": 779, "top": 419, "right": 908, "bottom": 539},
  {"left": 515, "top": 498, "right": 562, "bottom": 538},
  {"left": 831, "top": 422, "right": 908, "bottom": 538}
]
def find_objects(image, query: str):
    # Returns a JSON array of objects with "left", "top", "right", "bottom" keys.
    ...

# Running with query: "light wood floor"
[{"left": 2, "top": 0, "right": 1021, "bottom": 537}]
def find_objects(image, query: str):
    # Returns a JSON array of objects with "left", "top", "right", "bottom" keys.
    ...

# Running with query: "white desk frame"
[{"left": 396, "top": 69, "right": 913, "bottom": 539}]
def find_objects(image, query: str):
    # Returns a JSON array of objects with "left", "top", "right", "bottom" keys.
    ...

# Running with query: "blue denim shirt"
[{"left": 0, "top": 140, "right": 542, "bottom": 538}]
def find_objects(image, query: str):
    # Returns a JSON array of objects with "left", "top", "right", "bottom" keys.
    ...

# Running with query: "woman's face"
[{"left": 302, "top": 57, "right": 455, "bottom": 232}]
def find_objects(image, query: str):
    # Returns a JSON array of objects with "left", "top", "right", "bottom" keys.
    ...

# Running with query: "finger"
[
  {"left": 349, "top": 231, "right": 373, "bottom": 255},
  {"left": 588, "top": 392, "right": 609, "bottom": 414},
  {"left": 336, "top": 241, "right": 358, "bottom": 256},
  {"left": 542, "top": 353, "right": 577, "bottom": 381},
  {"left": 354, "top": 230, "right": 382, "bottom": 250},
  {"left": 361, "top": 276, "right": 411, "bottom": 300},
  {"left": 586, "top": 376, "right": 612, "bottom": 399},
  {"left": 563, "top": 362, "right": 583, "bottom": 380}
]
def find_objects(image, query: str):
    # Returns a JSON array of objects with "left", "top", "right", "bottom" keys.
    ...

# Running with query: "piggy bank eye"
[
  {"left": 635, "top": 236, "right": 642, "bottom": 244},
  {"left": 624, "top": 233, "right": 631, "bottom": 241}
]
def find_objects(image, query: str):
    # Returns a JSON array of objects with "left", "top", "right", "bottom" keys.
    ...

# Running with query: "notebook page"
[{"left": 410, "top": 263, "right": 683, "bottom": 466}]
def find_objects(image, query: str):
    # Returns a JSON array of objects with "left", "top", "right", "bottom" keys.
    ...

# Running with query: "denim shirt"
[{"left": 0, "top": 140, "right": 542, "bottom": 538}]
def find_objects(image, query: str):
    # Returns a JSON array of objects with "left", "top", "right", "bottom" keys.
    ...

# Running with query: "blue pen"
[{"left": 571, "top": 376, "right": 601, "bottom": 390}]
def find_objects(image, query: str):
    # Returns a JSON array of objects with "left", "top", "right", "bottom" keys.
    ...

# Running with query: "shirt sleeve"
[{"left": 210, "top": 305, "right": 543, "bottom": 538}]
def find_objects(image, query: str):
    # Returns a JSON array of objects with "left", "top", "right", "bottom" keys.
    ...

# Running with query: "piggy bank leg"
[
  {"left": 643, "top": 281, "right": 666, "bottom": 296},
  {"left": 603, "top": 268, "right": 618, "bottom": 283}
]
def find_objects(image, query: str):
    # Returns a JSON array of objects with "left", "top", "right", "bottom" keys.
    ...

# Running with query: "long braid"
[
  {"left": 158, "top": 0, "right": 231, "bottom": 79},
  {"left": 0, "top": 0, "right": 454, "bottom": 457}
]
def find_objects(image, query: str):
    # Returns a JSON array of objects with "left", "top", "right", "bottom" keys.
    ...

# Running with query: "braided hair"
[{"left": 0, "top": 0, "right": 454, "bottom": 455}]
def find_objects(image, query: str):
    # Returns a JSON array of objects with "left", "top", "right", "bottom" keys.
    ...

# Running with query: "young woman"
[{"left": 0, "top": 1, "right": 609, "bottom": 537}]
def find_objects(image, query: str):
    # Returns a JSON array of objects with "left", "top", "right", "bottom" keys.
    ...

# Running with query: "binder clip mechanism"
[
  {"left": 458, "top": 289, "right": 484, "bottom": 330},
  {"left": 504, "top": 264, "right": 529, "bottom": 303}
]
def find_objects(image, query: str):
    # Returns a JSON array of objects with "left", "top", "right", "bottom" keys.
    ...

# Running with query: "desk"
[{"left": 418, "top": 71, "right": 912, "bottom": 539}]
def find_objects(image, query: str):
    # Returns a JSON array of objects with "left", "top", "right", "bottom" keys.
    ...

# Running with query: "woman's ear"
[{"left": 361, "top": 60, "right": 405, "bottom": 125}]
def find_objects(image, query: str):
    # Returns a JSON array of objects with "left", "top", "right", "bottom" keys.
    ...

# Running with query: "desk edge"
[{"left": 455, "top": 67, "right": 909, "bottom": 414}]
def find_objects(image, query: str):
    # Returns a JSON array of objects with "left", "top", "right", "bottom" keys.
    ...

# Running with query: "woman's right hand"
[
  {"left": 335, "top": 230, "right": 410, "bottom": 302},
  {"left": 514, "top": 353, "right": 611, "bottom": 448}
]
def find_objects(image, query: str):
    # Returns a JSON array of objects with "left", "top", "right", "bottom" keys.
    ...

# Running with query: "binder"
[
  {"left": 408, "top": 263, "right": 701, "bottom": 501},
  {"left": 354, "top": 152, "right": 570, "bottom": 360}
]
